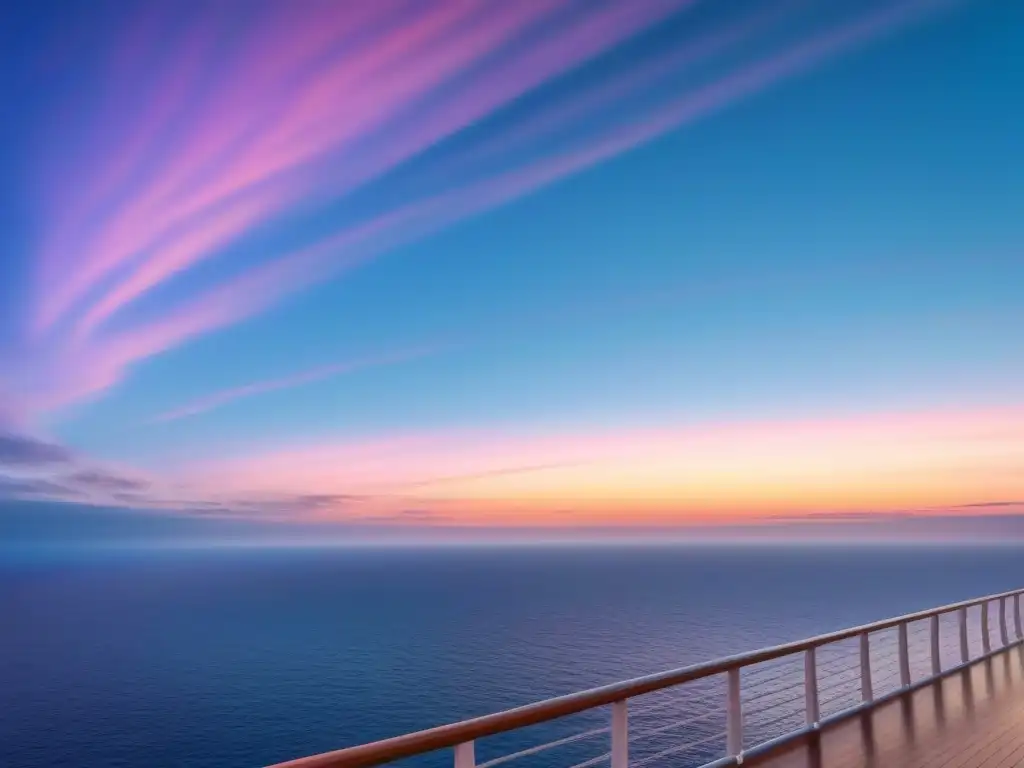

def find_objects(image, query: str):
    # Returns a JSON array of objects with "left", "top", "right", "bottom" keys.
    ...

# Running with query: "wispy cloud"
[
  {"left": 0, "top": 474, "right": 78, "bottom": 499},
  {"left": 8, "top": 0, "right": 958, "bottom": 417},
  {"left": 149, "top": 345, "right": 439, "bottom": 423},
  {"left": 0, "top": 455, "right": 152, "bottom": 504},
  {"left": 34, "top": 0, "right": 684, "bottom": 330},
  {"left": 66, "top": 470, "right": 150, "bottom": 493},
  {"left": 946, "top": 500, "right": 1024, "bottom": 511},
  {"left": 393, "top": 461, "right": 589, "bottom": 491},
  {"left": 0, "top": 431, "right": 74, "bottom": 467}
]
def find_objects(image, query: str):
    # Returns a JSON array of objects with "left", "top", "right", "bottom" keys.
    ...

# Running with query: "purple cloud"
[
  {"left": 0, "top": 474, "right": 78, "bottom": 499},
  {"left": 66, "top": 470, "right": 150, "bottom": 493},
  {"left": 0, "top": 431, "right": 73, "bottom": 466}
]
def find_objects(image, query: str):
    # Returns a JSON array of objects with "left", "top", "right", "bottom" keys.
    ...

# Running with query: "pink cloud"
[
  {"left": 19, "top": 0, "right": 959, "bottom": 418},
  {"left": 35, "top": 10, "right": 235, "bottom": 330},
  {"left": 71, "top": 195, "right": 274, "bottom": 339},
  {"left": 161, "top": 0, "right": 955, "bottom": 334},
  {"left": 36, "top": 0, "right": 679, "bottom": 338}
]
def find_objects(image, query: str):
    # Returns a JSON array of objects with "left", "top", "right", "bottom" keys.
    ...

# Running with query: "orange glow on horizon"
[{"left": 167, "top": 406, "right": 1024, "bottom": 525}]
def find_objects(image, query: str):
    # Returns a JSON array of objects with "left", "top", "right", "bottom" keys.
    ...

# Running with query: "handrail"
[{"left": 267, "top": 585, "right": 1024, "bottom": 768}]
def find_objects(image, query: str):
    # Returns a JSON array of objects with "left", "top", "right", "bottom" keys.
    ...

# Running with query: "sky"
[{"left": 0, "top": 0, "right": 1021, "bottom": 543}]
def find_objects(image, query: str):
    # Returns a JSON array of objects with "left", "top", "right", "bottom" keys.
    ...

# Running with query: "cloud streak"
[
  {"left": 0, "top": 431, "right": 74, "bottom": 467},
  {"left": 34, "top": 0, "right": 683, "bottom": 330},
  {"left": 7, "top": 0, "right": 959, "bottom": 418},
  {"left": 0, "top": 454, "right": 151, "bottom": 504},
  {"left": 168, "top": 0, "right": 955, "bottom": 351},
  {"left": 149, "top": 345, "right": 439, "bottom": 423}
]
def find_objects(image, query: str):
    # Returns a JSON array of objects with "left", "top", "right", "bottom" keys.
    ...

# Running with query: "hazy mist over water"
[{"left": 3, "top": 544, "right": 1023, "bottom": 768}]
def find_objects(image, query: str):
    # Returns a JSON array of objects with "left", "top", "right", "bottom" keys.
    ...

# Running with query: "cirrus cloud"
[{"left": 4, "top": 0, "right": 960, "bottom": 418}]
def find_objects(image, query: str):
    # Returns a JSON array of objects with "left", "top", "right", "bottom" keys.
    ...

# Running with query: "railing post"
[
  {"left": 1000, "top": 597, "right": 1009, "bottom": 647},
  {"left": 860, "top": 632, "right": 873, "bottom": 702},
  {"left": 1016, "top": 594, "right": 1023, "bottom": 640},
  {"left": 898, "top": 622, "right": 911, "bottom": 687},
  {"left": 611, "top": 700, "right": 628, "bottom": 768},
  {"left": 454, "top": 741, "right": 475, "bottom": 768},
  {"left": 930, "top": 614, "right": 941, "bottom": 676},
  {"left": 804, "top": 647, "right": 819, "bottom": 727},
  {"left": 727, "top": 668, "right": 742, "bottom": 758},
  {"left": 982, "top": 602, "right": 991, "bottom": 654},
  {"left": 959, "top": 607, "right": 969, "bottom": 663}
]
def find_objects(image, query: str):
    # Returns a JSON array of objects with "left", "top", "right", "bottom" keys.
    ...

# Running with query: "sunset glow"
[
  {"left": 1, "top": 0, "right": 1021, "bottom": 540},
  {"left": 166, "top": 407, "right": 1024, "bottom": 526}
]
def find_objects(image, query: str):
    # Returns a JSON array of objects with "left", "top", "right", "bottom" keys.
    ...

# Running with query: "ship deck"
[{"left": 750, "top": 645, "right": 1024, "bottom": 768}]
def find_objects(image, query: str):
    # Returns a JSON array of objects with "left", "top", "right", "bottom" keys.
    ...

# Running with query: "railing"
[{"left": 268, "top": 587, "right": 1024, "bottom": 768}]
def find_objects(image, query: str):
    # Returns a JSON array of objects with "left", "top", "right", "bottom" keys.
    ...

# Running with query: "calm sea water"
[{"left": 2, "top": 544, "right": 1022, "bottom": 768}]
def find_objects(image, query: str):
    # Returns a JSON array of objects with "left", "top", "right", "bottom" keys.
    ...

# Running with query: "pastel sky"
[{"left": 0, "top": 0, "right": 1022, "bottom": 541}]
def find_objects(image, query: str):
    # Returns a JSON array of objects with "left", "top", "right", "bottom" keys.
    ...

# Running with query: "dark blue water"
[{"left": 2, "top": 544, "right": 1022, "bottom": 768}]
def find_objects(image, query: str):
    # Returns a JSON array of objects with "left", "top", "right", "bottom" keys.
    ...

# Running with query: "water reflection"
[
  {"left": 897, "top": 695, "right": 917, "bottom": 746},
  {"left": 856, "top": 714, "right": 876, "bottom": 761},
  {"left": 931, "top": 683, "right": 946, "bottom": 728},
  {"left": 750, "top": 645, "right": 1024, "bottom": 768},
  {"left": 984, "top": 657, "right": 996, "bottom": 697}
]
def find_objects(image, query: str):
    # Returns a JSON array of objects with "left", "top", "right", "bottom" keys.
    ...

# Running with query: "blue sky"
[{"left": 0, "top": 0, "right": 1021, "bottom": 538}]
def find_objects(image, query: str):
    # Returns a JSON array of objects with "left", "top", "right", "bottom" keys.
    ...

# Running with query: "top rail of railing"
[{"left": 267, "top": 585, "right": 1024, "bottom": 768}]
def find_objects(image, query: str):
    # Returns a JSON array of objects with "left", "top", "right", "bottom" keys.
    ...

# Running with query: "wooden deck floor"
[{"left": 749, "top": 645, "right": 1024, "bottom": 768}]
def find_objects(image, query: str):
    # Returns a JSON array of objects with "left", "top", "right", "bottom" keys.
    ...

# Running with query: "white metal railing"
[{"left": 267, "top": 587, "right": 1024, "bottom": 768}]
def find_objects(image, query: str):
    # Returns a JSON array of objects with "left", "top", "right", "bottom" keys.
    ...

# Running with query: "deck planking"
[{"left": 748, "top": 645, "right": 1024, "bottom": 768}]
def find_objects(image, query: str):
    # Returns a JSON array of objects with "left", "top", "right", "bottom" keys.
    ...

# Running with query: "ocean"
[{"left": 2, "top": 544, "right": 1022, "bottom": 768}]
